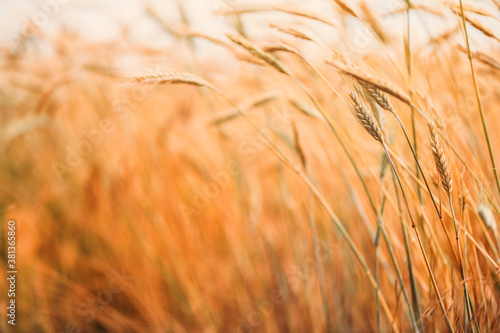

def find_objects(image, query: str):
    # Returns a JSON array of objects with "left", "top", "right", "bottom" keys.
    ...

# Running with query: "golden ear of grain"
[
  {"left": 358, "top": 80, "right": 394, "bottom": 114},
  {"left": 456, "top": 45, "right": 500, "bottom": 71},
  {"left": 478, "top": 204, "right": 497, "bottom": 231},
  {"left": 215, "top": 3, "right": 336, "bottom": 27},
  {"left": 269, "top": 23, "right": 313, "bottom": 41},
  {"left": 245, "top": 92, "right": 282, "bottom": 109},
  {"left": 233, "top": 51, "right": 267, "bottom": 66},
  {"left": 262, "top": 44, "right": 300, "bottom": 56},
  {"left": 447, "top": 2, "right": 496, "bottom": 18},
  {"left": 327, "top": 59, "right": 413, "bottom": 106},
  {"left": 332, "top": 0, "right": 359, "bottom": 18},
  {"left": 359, "top": 1, "right": 391, "bottom": 44},
  {"left": 493, "top": 0, "right": 500, "bottom": 11},
  {"left": 292, "top": 122, "right": 307, "bottom": 168},
  {"left": 388, "top": 4, "right": 445, "bottom": 17},
  {"left": 132, "top": 72, "right": 209, "bottom": 87},
  {"left": 412, "top": 4, "right": 446, "bottom": 16},
  {"left": 451, "top": 7, "right": 500, "bottom": 41},
  {"left": 226, "top": 33, "right": 291, "bottom": 75},
  {"left": 349, "top": 92, "right": 383, "bottom": 142},
  {"left": 366, "top": 94, "right": 385, "bottom": 134},
  {"left": 428, "top": 120, "right": 453, "bottom": 196}
]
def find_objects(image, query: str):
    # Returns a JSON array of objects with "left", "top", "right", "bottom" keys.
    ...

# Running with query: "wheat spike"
[
  {"left": 132, "top": 72, "right": 210, "bottom": 87},
  {"left": 263, "top": 44, "right": 300, "bottom": 56},
  {"left": 367, "top": 95, "right": 385, "bottom": 134},
  {"left": 478, "top": 204, "right": 497, "bottom": 231},
  {"left": 327, "top": 59, "right": 412, "bottom": 106},
  {"left": 215, "top": 3, "right": 336, "bottom": 27},
  {"left": 332, "top": 0, "right": 359, "bottom": 18},
  {"left": 493, "top": 0, "right": 500, "bottom": 11},
  {"left": 428, "top": 120, "right": 453, "bottom": 196},
  {"left": 451, "top": 7, "right": 500, "bottom": 41},
  {"left": 292, "top": 122, "right": 307, "bottom": 168},
  {"left": 457, "top": 45, "right": 500, "bottom": 71},
  {"left": 358, "top": 80, "right": 395, "bottom": 114},
  {"left": 447, "top": 2, "right": 497, "bottom": 18},
  {"left": 349, "top": 92, "right": 383, "bottom": 142},
  {"left": 359, "top": 1, "right": 390, "bottom": 43},
  {"left": 389, "top": 4, "right": 445, "bottom": 17},
  {"left": 269, "top": 23, "right": 313, "bottom": 41},
  {"left": 233, "top": 51, "right": 267, "bottom": 66},
  {"left": 226, "top": 33, "right": 291, "bottom": 75}
]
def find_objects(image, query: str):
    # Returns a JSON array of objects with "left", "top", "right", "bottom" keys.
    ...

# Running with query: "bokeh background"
[{"left": 1, "top": 0, "right": 500, "bottom": 332}]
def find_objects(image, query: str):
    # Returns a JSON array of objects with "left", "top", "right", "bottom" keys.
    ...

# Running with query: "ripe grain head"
[
  {"left": 226, "top": 33, "right": 291, "bottom": 75},
  {"left": 428, "top": 119, "right": 453, "bottom": 197},
  {"left": 349, "top": 91, "right": 384, "bottom": 143}
]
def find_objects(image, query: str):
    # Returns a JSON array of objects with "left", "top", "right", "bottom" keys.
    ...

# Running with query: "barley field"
[{"left": 2, "top": 0, "right": 500, "bottom": 332}]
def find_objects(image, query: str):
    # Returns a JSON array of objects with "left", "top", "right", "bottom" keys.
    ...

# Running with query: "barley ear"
[
  {"left": 358, "top": 80, "right": 395, "bottom": 114},
  {"left": 226, "top": 33, "right": 291, "bottom": 75},
  {"left": 349, "top": 92, "right": 384, "bottom": 143}
]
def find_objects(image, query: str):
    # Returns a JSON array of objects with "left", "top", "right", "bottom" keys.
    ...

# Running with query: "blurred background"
[
  {"left": 2, "top": 0, "right": 500, "bottom": 332},
  {"left": 2, "top": 0, "right": 499, "bottom": 58}
]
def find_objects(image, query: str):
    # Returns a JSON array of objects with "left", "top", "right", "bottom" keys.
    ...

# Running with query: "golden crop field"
[{"left": 2, "top": 1, "right": 500, "bottom": 332}]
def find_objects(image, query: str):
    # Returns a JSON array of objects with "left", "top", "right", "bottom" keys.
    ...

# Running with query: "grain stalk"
[
  {"left": 293, "top": 124, "right": 334, "bottom": 333},
  {"left": 359, "top": 81, "right": 442, "bottom": 221},
  {"left": 389, "top": 162, "right": 422, "bottom": 333},
  {"left": 457, "top": 0, "right": 500, "bottom": 197},
  {"left": 134, "top": 71, "right": 400, "bottom": 332},
  {"left": 271, "top": 48, "right": 420, "bottom": 331},
  {"left": 227, "top": 33, "right": 461, "bottom": 330},
  {"left": 334, "top": 60, "right": 500, "bottom": 215},
  {"left": 349, "top": 92, "right": 454, "bottom": 332},
  {"left": 227, "top": 35, "right": 380, "bottom": 214},
  {"left": 375, "top": 142, "right": 391, "bottom": 333},
  {"left": 403, "top": 4, "right": 425, "bottom": 329},
  {"left": 428, "top": 121, "right": 478, "bottom": 331}
]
